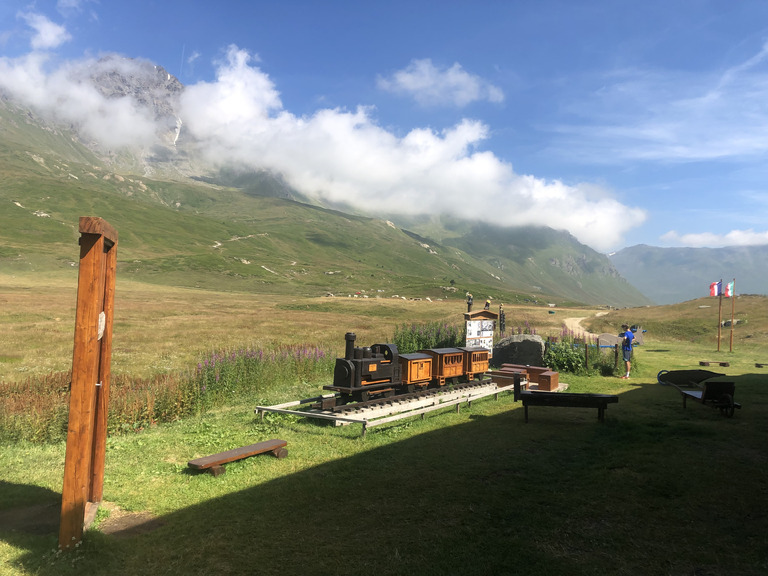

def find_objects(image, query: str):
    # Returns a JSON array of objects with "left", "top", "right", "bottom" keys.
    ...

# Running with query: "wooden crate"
[
  {"left": 489, "top": 370, "right": 527, "bottom": 390},
  {"left": 501, "top": 364, "right": 550, "bottom": 384},
  {"left": 537, "top": 370, "right": 559, "bottom": 391}
]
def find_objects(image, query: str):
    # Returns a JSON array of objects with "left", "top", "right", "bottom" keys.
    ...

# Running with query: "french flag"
[{"left": 709, "top": 281, "right": 722, "bottom": 297}]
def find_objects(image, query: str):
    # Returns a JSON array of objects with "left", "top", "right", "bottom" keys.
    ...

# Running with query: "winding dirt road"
[{"left": 562, "top": 312, "right": 608, "bottom": 338}]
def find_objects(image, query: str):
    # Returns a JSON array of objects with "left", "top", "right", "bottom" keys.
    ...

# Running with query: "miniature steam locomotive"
[{"left": 324, "top": 332, "right": 490, "bottom": 402}]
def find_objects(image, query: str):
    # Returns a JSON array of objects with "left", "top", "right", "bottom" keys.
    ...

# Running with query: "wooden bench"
[
  {"left": 188, "top": 439, "right": 288, "bottom": 476},
  {"left": 513, "top": 378, "right": 618, "bottom": 423}
]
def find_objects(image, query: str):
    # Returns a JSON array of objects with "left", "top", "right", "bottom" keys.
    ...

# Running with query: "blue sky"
[{"left": 2, "top": 0, "right": 768, "bottom": 253}]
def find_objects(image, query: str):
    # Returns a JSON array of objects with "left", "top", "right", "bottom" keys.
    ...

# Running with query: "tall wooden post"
[
  {"left": 59, "top": 217, "right": 118, "bottom": 550},
  {"left": 716, "top": 278, "right": 723, "bottom": 352},
  {"left": 729, "top": 278, "right": 736, "bottom": 353}
]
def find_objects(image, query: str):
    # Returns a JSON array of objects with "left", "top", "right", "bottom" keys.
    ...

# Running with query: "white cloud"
[
  {"left": 181, "top": 47, "right": 642, "bottom": 251},
  {"left": 377, "top": 58, "right": 504, "bottom": 107},
  {"left": 18, "top": 11, "right": 71, "bottom": 50},
  {"left": 551, "top": 41, "right": 768, "bottom": 164},
  {"left": 661, "top": 229, "right": 768, "bottom": 248},
  {"left": 0, "top": 53, "right": 158, "bottom": 147},
  {"left": 57, "top": 0, "right": 84, "bottom": 10},
  {"left": 0, "top": 42, "right": 645, "bottom": 252}
]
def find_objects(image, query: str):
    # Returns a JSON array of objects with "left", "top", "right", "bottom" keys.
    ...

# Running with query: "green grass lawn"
[
  {"left": 1, "top": 278, "right": 767, "bottom": 576},
  {"left": 2, "top": 357, "right": 767, "bottom": 575}
]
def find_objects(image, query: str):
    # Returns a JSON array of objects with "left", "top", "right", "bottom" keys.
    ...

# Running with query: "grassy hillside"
[
  {"left": 1, "top": 95, "right": 650, "bottom": 307},
  {"left": 584, "top": 294, "right": 768, "bottom": 360},
  {"left": 0, "top": 142, "right": 495, "bottom": 301},
  {"left": 439, "top": 223, "right": 649, "bottom": 307}
]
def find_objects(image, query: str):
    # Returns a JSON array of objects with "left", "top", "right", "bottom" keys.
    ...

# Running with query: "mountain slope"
[
  {"left": 610, "top": 244, "right": 768, "bottom": 304},
  {"left": 443, "top": 224, "right": 649, "bottom": 306},
  {"left": 0, "top": 66, "right": 650, "bottom": 307}
]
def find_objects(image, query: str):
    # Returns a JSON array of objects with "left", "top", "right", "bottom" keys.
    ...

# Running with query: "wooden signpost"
[{"left": 59, "top": 217, "right": 118, "bottom": 550}]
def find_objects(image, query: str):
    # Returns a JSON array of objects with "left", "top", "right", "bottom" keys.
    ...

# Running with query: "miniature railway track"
[
  {"left": 323, "top": 379, "right": 492, "bottom": 413},
  {"left": 255, "top": 378, "right": 515, "bottom": 436}
]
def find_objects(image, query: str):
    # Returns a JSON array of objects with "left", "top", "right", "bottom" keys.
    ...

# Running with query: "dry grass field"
[
  {"left": 0, "top": 273, "right": 595, "bottom": 382},
  {"left": 4, "top": 270, "right": 767, "bottom": 384}
]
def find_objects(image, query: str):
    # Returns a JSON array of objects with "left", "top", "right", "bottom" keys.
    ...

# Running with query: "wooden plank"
[{"left": 188, "top": 439, "right": 288, "bottom": 470}]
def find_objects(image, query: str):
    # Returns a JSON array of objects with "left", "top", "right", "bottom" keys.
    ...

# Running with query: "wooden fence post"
[
  {"left": 584, "top": 342, "right": 589, "bottom": 371},
  {"left": 59, "top": 217, "right": 118, "bottom": 550}
]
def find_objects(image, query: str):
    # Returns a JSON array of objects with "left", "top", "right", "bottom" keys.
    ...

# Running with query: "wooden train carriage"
[
  {"left": 399, "top": 352, "right": 433, "bottom": 389},
  {"left": 458, "top": 346, "right": 490, "bottom": 380},
  {"left": 421, "top": 348, "right": 465, "bottom": 385}
]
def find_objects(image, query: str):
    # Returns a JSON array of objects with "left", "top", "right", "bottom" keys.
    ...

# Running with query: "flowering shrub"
[
  {"left": 544, "top": 341, "right": 586, "bottom": 374},
  {"left": 192, "top": 345, "right": 334, "bottom": 408},
  {"left": 0, "top": 344, "right": 334, "bottom": 443},
  {"left": 543, "top": 324, "right": 619, "bottom": 375}
]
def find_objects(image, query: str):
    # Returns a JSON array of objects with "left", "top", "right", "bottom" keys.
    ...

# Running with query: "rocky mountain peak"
[{"left": 87, "top": 55, "right": 184, "bottom": 122}]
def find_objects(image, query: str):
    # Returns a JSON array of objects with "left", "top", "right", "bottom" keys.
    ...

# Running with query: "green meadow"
[{"left": 1, "top": 275, "right": 767, "bottom": 575}]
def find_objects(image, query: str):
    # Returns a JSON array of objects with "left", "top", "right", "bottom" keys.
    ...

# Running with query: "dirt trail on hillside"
[{"left": 562, "top": 312, "right": 608, "bottom": 338}]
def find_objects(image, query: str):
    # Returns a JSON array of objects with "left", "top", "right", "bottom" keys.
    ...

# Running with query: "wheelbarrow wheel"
[{"left": 719, "top": 394, "right": 735, "bottom": 418}]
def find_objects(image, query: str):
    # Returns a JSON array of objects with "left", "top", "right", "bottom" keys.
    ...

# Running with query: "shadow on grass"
[
  {"left": 0, "top": 482, "right": 60, "bottom": 535},
  {"left": 5, "top": 375, "right": 768, "bottom": 576}
]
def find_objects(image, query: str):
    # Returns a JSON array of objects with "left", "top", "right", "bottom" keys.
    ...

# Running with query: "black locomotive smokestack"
[{"left": 344, "top": 332, "right": 356, "bottom": 359}]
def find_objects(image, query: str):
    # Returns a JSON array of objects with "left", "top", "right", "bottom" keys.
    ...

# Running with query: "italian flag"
[{"left": 724, "top": 281, "right": 735, "bottom": 298}]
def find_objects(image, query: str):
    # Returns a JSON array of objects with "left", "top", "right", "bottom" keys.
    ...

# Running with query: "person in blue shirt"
[{"left": 620, "top": 323, "right": 634, "bottom": 379}]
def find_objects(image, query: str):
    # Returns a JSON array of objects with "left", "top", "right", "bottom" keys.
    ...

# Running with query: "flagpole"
[
  {"left": 717, "top": 278, "right": 723, "bottom": 352},
  {"left": 729, "top": 278, "right": 735, "bottom": 352}
]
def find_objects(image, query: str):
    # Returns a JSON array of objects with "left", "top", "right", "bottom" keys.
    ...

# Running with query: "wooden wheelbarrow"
[{"left": 657, "top": 370, "right": 741, "bottom": 418}]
